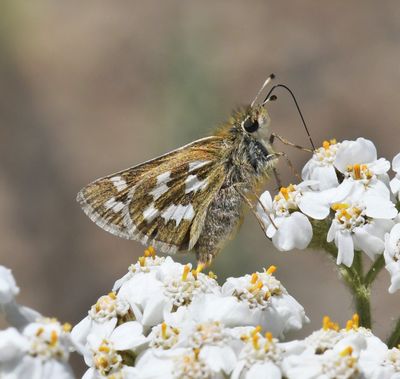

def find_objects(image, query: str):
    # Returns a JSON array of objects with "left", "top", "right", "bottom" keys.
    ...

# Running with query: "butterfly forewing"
[{"left": 77, "top": 136, "right": 228, "bottom": 253}]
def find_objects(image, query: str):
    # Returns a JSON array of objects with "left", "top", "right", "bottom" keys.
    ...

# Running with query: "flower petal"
[
  {"left": 353, "top": 229, "right": 384, "bottom": 260},
  {"left": 0, "top": 327, "right": 27, "bottom": 362},
  {"left": 392, "top": 152, "right": 400, "bottom": 172},
  {"left": 334, "top": 138, "right": 377, "bottom": 173},
  {"left": 110, "top": 321, "right": 147, "bottom": 350},
  {"left": 369, "top": 158, "right": 390, "bottom": 175},
  {"left": 364, "top": 196, "right": 397, "bottom": 219},
  {"left": 200, "top": 345, "right": 237, "bottom": 374},
  {"left": 336, "top": 232, "right": 354, "bottom": 267},
  {"left": 246, "top": 362, "right": 282, "bottom": 379},
  {"left": 272, "top": 213, "right": 312, "bottom": 251},
  {"left": 390, "top": 176, "right": 400, "bottom": 196},
  {"left": 0, "top": 266, "right": 19, "bottom": 304},
  {"left": 298, "top": 192, "right": 330, "bottom": 220},
  {"left": 302, "top": 164, "right": 339, "bottom": 190}
]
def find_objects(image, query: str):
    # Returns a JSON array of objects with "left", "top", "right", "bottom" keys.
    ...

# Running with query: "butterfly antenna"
[
  {"left": 250, "top": 73, "right": 276, "bottom": 107},
  {"left": 263, "top": 84, "right": 315, "bottom": 151}
]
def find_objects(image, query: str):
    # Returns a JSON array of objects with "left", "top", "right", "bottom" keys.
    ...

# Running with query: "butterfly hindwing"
[
  {"left": 77, "top": 136, "right": 228, "bottom": 253},
  {"left": 131, "top": 162, "right": 226, "bottom": 253}
]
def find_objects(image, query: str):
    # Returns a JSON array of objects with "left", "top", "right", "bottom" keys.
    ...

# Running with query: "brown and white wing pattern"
[{"left": 77, "top": 136, "right": 228, "bottom": 254}]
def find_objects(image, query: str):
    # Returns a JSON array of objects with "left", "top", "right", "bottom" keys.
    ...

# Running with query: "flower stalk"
[
  {"left": 387, "top": 317, "right": 400, "bottom": 348},
  {"left": 310, "top": 220, "right": 373, "bottom": 328}
]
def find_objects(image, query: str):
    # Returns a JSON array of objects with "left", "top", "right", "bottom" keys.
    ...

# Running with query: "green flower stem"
[
  {"left": 337, "top": 257, "right": 372, "bottom": 329},
  {"left": 350, "top": 280, "right": 371, "bottom": 328},
  {"left": 310, "top": 220, "right": 397, "bottom": 336},
  {"left": 364, "top": 255, "right": 385, "bottom": 286},
  {"left": 352, "top": 249, "right": 363, "bottom": 276},
  {"left": 387, "top": 317, "right": 400, "bottom": 348},
  {"left": 310, "top": 220, "right": 372, "bottom": 329}
]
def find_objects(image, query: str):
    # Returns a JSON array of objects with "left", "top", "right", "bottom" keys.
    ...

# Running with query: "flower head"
[
  {"left": 384, "top": 223, "right": 400, "bottom": 293},
  {"left": 390, "top": 152, "right": 400, "bottom": 200},
  {"left": 327, "top": 197, "right": 396, "bottom": 266},
  {"left": 302, "top": 139, "right": 341, "bottom": 190},
  {"left": 149, "top": 322, "right": 180, "bottom": 350},
  {"left": 172, "top": 348, "right": 213, "bottom": 379},
  {"left": 257, "top": 186, "right": 317, "bottom": 251},
  {"left": 220, "top": 267, "right": 309, "bottom": 337},
  {"left": 0, "top": 319, "right": 75, "bottom": 379},
  {"left": 0, "top": 265, "right": 19, "bottom": 304}
]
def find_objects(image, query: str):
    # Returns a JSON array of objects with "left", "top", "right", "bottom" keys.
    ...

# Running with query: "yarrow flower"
[
  {"left": 302, "top": 138, "right": 341, "bottom": 190},
  {"left": 71, "top": 291, "right": 135, "bottom": 353},
  {"left": 384, "top": 223, "right": 400, "bottom": 293},
  {"left": 115, "top": 255, "right": 220, "bottom": 330},
  {"left": 3, "top": 246, "right": 400, "bottom": 378},
  {"left": 0, "top": 318, "right": 75, "bottom": 379},
  {"left": 0, "top": 265, "right": 40, "bottom": 329},
  {"left": 327, "top": 198, "right": 395, "bottom": 266},
  {"left": 68, "top": 253, "right": 310, "bottom": 377},
  {"left": 231, "top": 327, "right": 282, "bottom": 379},
  {"left": 81, "top": 321, "right": 146, "bottom": 379},
  {"left": 257, "top": 182, "right": 330, "bottom": 251},
  {"left": 258, "top": 137, "right": 400, "bottom": 275},
  {"left": 390, "top": 152, "right": 400, "bottom": 200},
  {"left": 220, "top": 266, "right": 308, "bottom": 337}
]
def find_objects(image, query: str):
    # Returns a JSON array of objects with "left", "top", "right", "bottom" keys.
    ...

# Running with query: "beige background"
[{"left": 1, "top": 1, "right": 399, "bottom": 375}]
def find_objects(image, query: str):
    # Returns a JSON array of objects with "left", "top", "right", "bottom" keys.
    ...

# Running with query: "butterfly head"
[{"left": 240, "top": 104, "right": 271, "bottom": 139}]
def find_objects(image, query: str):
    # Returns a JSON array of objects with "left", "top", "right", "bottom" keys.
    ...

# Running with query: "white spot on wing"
[
  {"left": 150, "top": 184, "right": 169, "bottom": 200},
  {"left": 189, "top": 160, "right": 211, "bottom": 172},
  {"left": 183, "top": 204, "right": 195, "bottom": 222},
  {"left": 150, "top": 172, "right": 171, "bottom": 200},
  {"left": 104, "top": 197, "right": 125, "bottom": 213},
  {"left": 111, "top": 176, "right": 128, "bottom": 192},
  {"left": 112, "top": 202, "right": 125, "bottom": 213},
  {"left": 156, "top": 172, "right": 171, "bottom": 184},
  {"left": 161, "top": 204, "right": 195, "bottom": 226},
  {"left": 104, "top": 197, "right": 117, "bottom": 210},
  {"left": 122, "top": 208, "right": 134, "bottom": 231},
  {"left": 161, "top": 205, "right": 176, "bottom": 223},
  {"left": 185, "top": 175, "right": 208, "bottom": 194},
  {"left": 143, "top": 203, "right": 159, "bottom": 223}
]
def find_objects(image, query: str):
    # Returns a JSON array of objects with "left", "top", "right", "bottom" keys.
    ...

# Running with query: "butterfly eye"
[{"left": 243, "top": 117, "right": 259, "bottom": 133}]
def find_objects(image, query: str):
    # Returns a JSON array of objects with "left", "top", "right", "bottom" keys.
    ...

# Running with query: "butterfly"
[{"left": 77, "top": 75, "right": 311, "bottom": 264}]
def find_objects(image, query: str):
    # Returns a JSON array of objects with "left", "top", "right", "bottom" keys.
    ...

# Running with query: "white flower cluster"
[
  {"left": 71, "top": 247, "right": 309, "bottom": 378},
  {"left": 0, "top": 266, "right": 75, "bottom": 378},
  {"left": 257, "top": 138, "right": 400, "bottom": 293},
  {"left": 282, "top": 315, "right": 400, "bottom": 379},
  {"left": 2, "top": 252, "right": 400, "bottom": 378}
]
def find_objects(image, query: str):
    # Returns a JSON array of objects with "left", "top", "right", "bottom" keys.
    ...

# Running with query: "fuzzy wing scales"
[{"left": 77, "top": 136, "right": 228, "bottom": 254}]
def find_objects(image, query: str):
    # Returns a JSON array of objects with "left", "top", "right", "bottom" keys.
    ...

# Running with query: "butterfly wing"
[{"left": 77, "top": 136, "right": 228, "bottom": 254}]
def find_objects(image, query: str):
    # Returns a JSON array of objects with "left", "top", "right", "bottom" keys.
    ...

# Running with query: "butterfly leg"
[
  {"left": 272, "top": 167, "right": 282, "bottom": 190},
  {"left": 270, "top": 132, "right": 314, "bottom": 153},
  {"left": 233, "top": 185, "right": 277, "bottom": 234},
  {"left": 269, "top": 151, "right": 302, "bottom": 183}
]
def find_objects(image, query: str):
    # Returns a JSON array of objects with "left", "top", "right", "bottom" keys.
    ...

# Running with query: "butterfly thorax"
[{"left": 193, "top": 106, "right": 277, "bottom": 263}]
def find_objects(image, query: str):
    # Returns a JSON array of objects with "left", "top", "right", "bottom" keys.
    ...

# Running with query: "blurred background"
[{"left": 1, "top": 0, "right": 400, "bottom": 375}]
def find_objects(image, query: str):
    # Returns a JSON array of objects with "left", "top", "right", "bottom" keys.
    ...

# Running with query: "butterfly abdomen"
[{"left": 194, "top": 185, "right": 243, "bottom": 263}]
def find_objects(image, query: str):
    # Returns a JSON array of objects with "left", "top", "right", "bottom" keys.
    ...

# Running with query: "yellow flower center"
[
  {"left": 346, "top": 163, "right": 372, "bottom": 180},
  {"left": 265, "top": 265, "right": 277, "bottom": 275},
  {"left": 340, "top": 346, "right": 353, "bottom": 357},
  {"left": 346, "top": 313, "right": 360, "bottom": 330},
  {"left": 138, "top": 256, "right": 146, "bottom": 267},
  {"left": 322, "top": 315, "right": 340, "bottom": 331},
  {"left": 144, "top": 246, "right": 156, "bottom": 258},
  {"left": 181, "top": 265, "right": 191, "bottom": 281}
]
